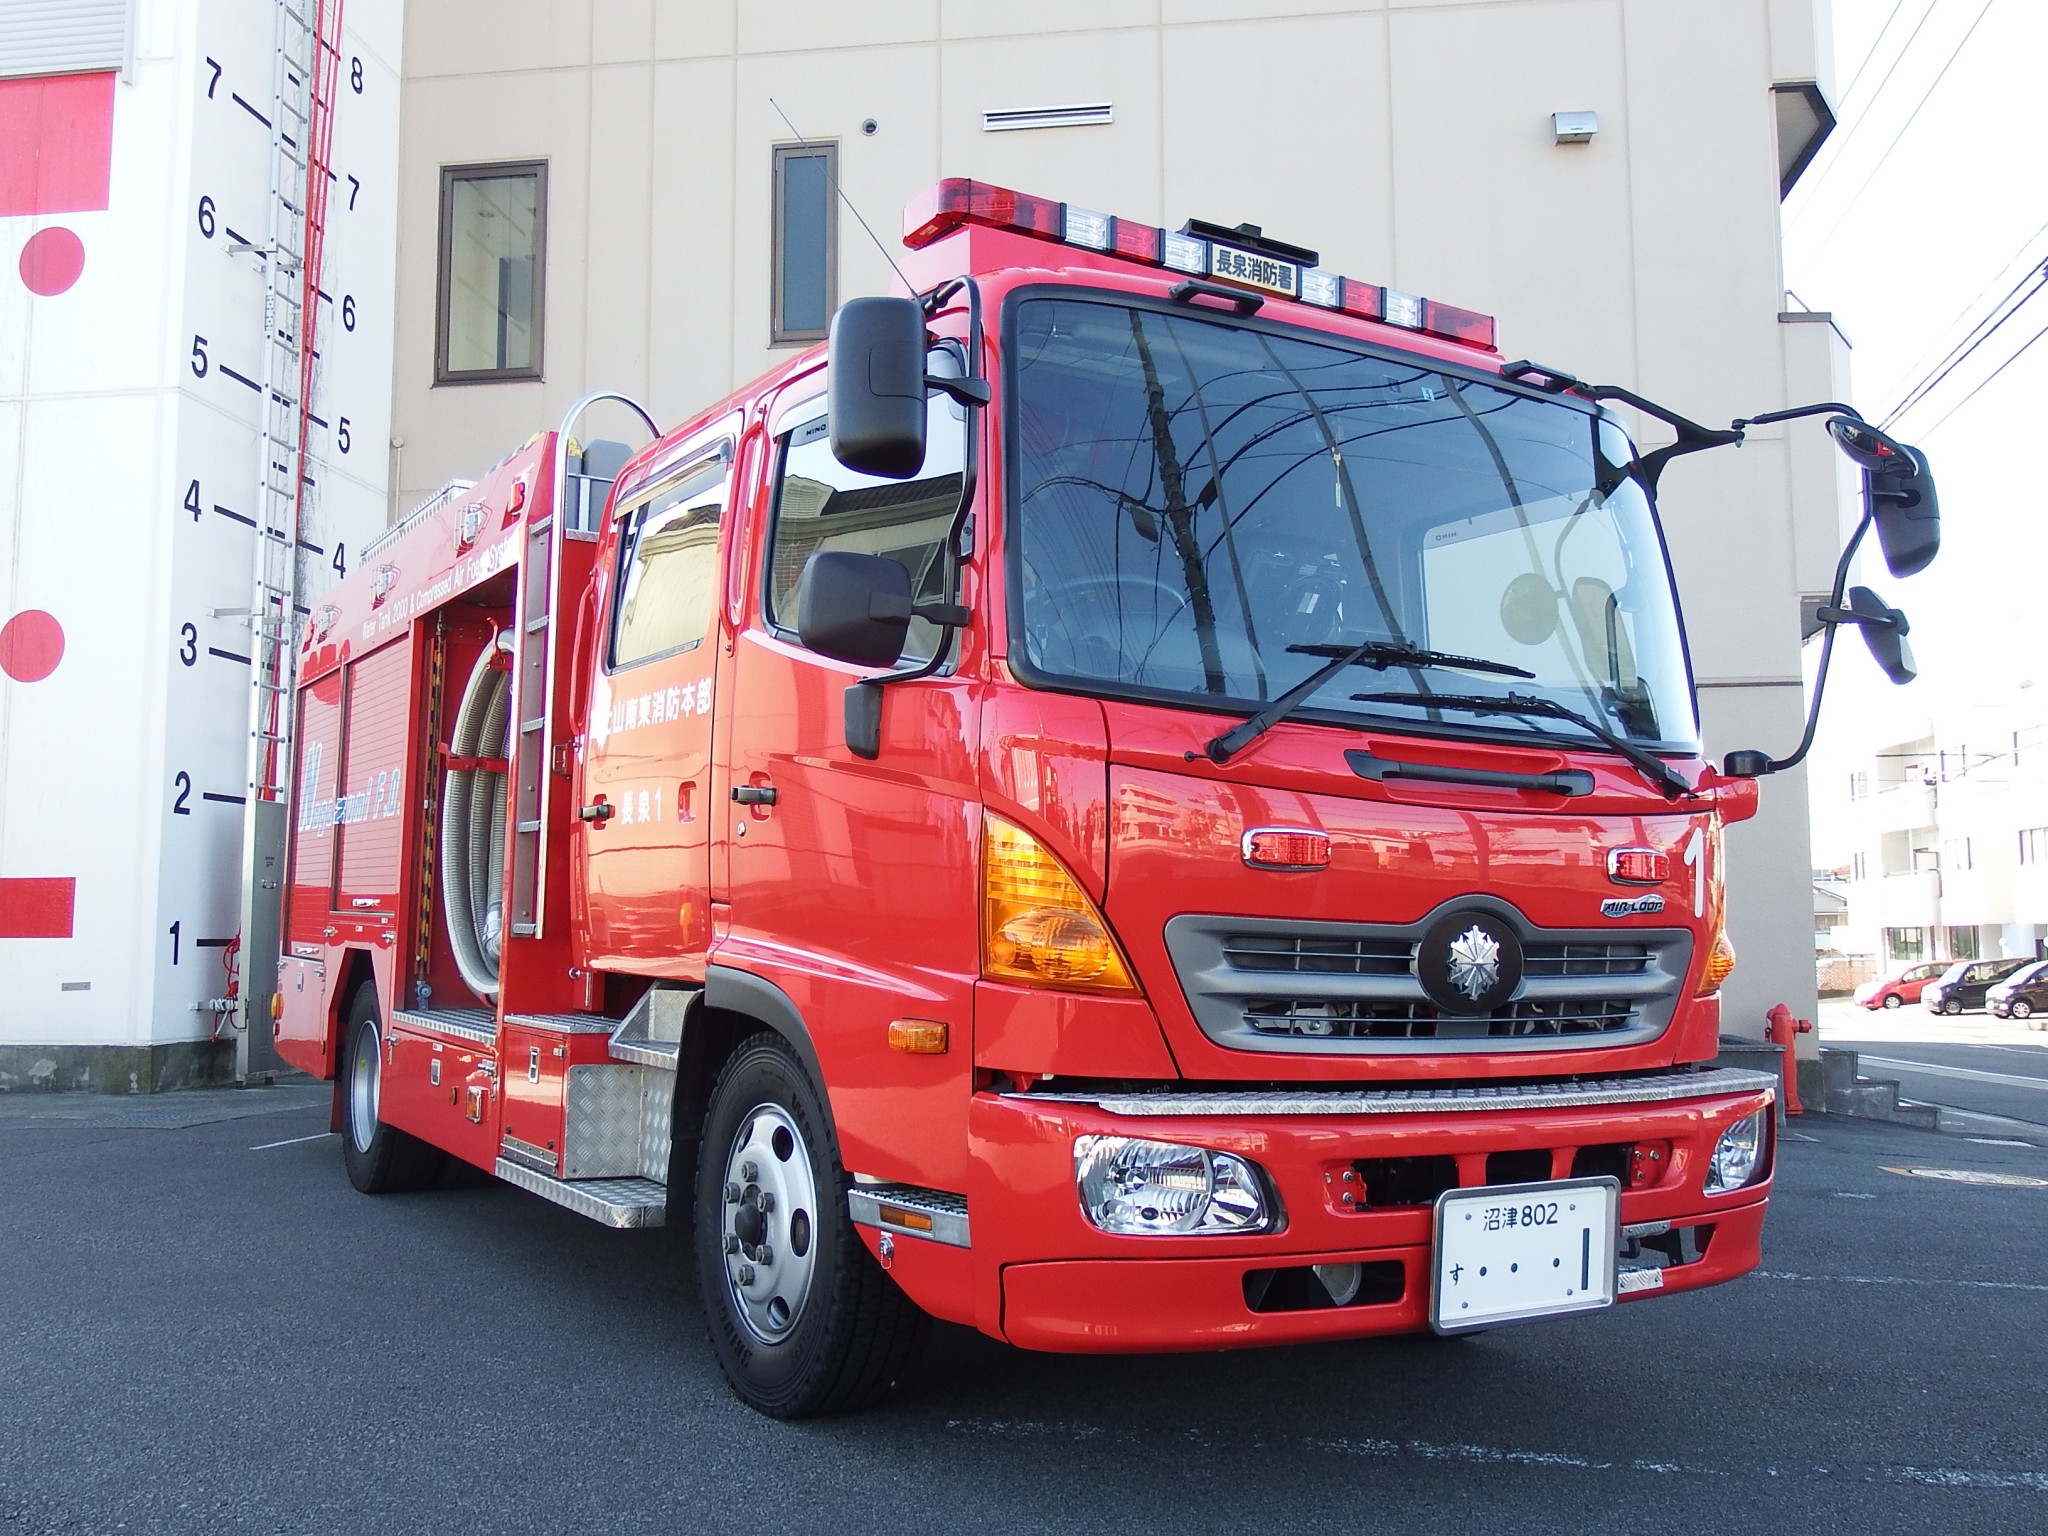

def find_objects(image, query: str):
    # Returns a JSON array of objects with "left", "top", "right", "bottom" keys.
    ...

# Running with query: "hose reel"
[{"left": 442, "top": 634, "right": 510, "bottom": 1002}]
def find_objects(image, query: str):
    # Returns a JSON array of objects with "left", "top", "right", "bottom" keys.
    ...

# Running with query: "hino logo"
[{"left": 1601, "top": 895, "right": 1666, "bottom": 918}]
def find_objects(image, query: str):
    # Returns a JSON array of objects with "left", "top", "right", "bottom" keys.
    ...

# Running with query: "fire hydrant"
[{"left": 1765, "top": 1003, "right": 1812, "bottom": 1116}]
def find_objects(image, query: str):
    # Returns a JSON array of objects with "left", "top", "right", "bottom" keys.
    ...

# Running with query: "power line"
[
  {"left": 1794, "top": 0, "right": 1999, "bottom": 255},
  {"left": 1844, "top": 0, "right": 1923, "bottom": 103},
  {"left": 1884, "top": 260, "right": 2048, "bottom": 427},
  {"left": 1869, "top": 214, "right": 2048, "bottom": 406},
  {"left": 1788, "top": 0, "right": 1949, "bottom": 219},
  {"left": 1919, "top": 313, "right": 2048, "bottom": 437}
]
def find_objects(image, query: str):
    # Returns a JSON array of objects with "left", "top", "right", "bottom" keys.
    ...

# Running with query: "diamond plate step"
[
  {"left": 494, "top": 1158, "right": 666, "bottom": 1228},
  {"left": 392, "top": 1007, "right": 497, "bottom": 1046}
]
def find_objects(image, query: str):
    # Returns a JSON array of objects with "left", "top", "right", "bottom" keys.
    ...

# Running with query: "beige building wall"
[{"left": 391, "top": 0, "right": 1842, "bottom": 1037}]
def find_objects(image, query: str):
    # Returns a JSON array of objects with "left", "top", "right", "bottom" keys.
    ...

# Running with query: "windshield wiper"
[
  {"left": 1197, "top": 642, "right": 1534, "bottom": 765},
  {"left": 1351, "top": 689, "right": 1695, "bottom": 800}
]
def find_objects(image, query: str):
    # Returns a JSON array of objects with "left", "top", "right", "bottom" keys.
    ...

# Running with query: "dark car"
[
  {"left": 1922, "top": 957, "right": 2032, "bottom": 1015},
  {"left": 1854, "top": 961, "right": 1949, "bottom": 1010},
  {"left": 1986, "top": 961, "right": 2048, "bottom": 1027}
]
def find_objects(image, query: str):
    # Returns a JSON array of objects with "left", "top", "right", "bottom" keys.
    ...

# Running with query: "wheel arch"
[
  {"left": 326, "top": 948, "right": 380, "bottom": 1133},
  {"left": 670, "top": 966, "right": 830, "bottom": 1182}
]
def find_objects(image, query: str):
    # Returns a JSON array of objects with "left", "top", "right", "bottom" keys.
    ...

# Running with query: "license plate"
[
  {"left": 1431, "top": 1177, "right": 1618, "bottom": 1333},
  {"left": 1207, "top": 243, "right": 1299, "bottom": 298}
]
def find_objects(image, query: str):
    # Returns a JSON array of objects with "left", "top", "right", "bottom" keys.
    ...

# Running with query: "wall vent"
[{"left": 982, "top": 102, "right": 1114, "bottom": 133}]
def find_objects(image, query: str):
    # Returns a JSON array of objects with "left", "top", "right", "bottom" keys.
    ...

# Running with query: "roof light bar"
[{"left": 901, "top": 177, "right": 1496, "bottom": 350}]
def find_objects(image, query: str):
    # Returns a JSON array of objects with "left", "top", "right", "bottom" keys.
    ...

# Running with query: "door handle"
[
  {"left": 732, "top": 785, "right": 778, "bottom": 806},
  {"left": 578, "top": 799, "right": 614, "bottom": 823}
]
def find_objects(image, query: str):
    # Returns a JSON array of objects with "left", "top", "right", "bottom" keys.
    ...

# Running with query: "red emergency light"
[{"left": 902, "top": 177, "right": 1498, "bottom": 351}]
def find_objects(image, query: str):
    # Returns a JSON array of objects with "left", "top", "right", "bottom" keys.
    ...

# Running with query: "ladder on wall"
[{"left": 232, "top": 0, "right": 347, "bottom": 1077}]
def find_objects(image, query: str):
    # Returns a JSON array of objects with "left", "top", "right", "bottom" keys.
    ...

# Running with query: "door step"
[
  {"left": 607, "top": 985, "right": 697, "bottom": 1069},
  {"left": 392, "top": 1007, "right": 498, "bottom": 1046},
  {"left": 494, "top": 1157, "right": 666, "bottom": 1228}
]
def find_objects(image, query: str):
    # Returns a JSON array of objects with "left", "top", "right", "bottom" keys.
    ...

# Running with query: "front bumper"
[{"left": 944, "top": 1069, "right": 1775, "bottom": 1351}]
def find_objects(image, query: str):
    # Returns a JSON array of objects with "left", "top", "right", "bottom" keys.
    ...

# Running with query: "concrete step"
[{"left": 1817, "top": 1047, "right": 1943, "bottom": 1130}]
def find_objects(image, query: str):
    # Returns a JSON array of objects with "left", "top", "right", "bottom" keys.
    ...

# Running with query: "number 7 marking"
[
  {"left": 346, "top": 174, "right": 361, "bottom": 211},
  {"left": 205, "top": 57, "right": 221, "bottom": 98}
]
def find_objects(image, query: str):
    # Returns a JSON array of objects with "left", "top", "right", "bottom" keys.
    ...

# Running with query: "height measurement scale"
[{"left": 162, "top": 0, "right": 400, "bottom": 1072}]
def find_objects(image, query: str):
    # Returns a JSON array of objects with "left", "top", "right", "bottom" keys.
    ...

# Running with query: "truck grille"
[{"left": 1164, "top": 907, "right": 1690, "bottom": 1057}]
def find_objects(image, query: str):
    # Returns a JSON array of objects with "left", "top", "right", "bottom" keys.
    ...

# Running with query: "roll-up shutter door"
[{"left": 0, "top": 0, "right": 129, "bottom": 80}]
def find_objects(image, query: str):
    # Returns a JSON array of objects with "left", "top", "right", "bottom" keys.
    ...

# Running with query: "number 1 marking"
[{"left": 1683, "top": 826, "right": 1706, "bottom": 914}]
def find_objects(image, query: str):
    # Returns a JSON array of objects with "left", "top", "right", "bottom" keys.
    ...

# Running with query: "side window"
[
  {"left": 765, "top": 391, "right": 965, "bottom": 665},
  {"left": 610, "top": 457, "right": 728, "bottom": 669}
]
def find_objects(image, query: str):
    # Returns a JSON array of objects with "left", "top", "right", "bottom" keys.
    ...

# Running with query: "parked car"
[
  {"left": 1922, "top": 957, "right": 2032, "bottom": 1015},
  {"left": 1986, "top": 961, "right": 2048, "bottom": 1026},
  {"left": 1854, "top": 961, "right": 1950, "bottom": 1010}
]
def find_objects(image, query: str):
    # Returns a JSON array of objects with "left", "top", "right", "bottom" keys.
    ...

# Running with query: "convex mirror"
[{"left": 1828, "top": 416, "right": 1940, "bottom": 579}]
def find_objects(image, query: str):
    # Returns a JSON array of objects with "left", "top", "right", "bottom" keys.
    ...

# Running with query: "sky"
[{"left": 1781, "top": 0, "right": 2048, "bottom": 863}]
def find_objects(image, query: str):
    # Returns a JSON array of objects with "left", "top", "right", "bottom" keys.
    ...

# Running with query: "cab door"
[{"left": 575, "top": 432, "right": 734, "bottom": 975}]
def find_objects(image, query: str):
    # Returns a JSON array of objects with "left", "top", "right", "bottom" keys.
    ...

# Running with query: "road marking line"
[
  {"left": 1755, "top": 1269, "right": 2048, "bottom": 1293},
  {"left": 1857, "top": 1055, "right": 2048, "bottom": 1092},
  {"left": 250, "top": 1131, "right": 336, "bottom": 1150},
  {"left": 942, "top": 1417, "right": 2048, "bottom": 1492}
]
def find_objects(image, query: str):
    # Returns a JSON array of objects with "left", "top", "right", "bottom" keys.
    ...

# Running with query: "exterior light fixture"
[{"left": 1552, "top": 111, "right": 1599, "bottom": 145}]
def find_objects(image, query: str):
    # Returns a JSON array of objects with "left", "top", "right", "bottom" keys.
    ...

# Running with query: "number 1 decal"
[{"left": 1682, "top": 826, "right": 1707, "bottom": 914}]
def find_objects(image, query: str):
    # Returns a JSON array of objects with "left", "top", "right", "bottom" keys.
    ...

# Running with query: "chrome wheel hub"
[
  {"left": 348, "top": 1022, "right": 381, "bottom": 1153},
  {"left": 719, "top": 1103, "right": 819, "bottom": 1343}
]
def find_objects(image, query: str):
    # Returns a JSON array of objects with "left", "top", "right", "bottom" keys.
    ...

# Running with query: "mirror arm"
[
  {"left": 843, "top": 275, "right": 988, "bottom": 758},
  {"left": 1722, "top": 512, "right": 1874, "bottom": 779}
]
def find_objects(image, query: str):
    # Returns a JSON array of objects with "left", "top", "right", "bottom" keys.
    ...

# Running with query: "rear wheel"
[
  {"left": 339, "top": 985, "right": 448, "bottom": 1194},
  {"left": 1882, "top": 993, "right": 1902, "bottom": 1009},
  {"left": 693, "top": 1034, "right": 927, "bottom": 1417}
]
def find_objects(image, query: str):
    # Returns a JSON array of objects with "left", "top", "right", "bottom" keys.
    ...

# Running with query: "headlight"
[
  {"left": 1703, "top": 1109, "right": 1770, "bottom": 1193},
  {"left": 1074, "top": 1136, "right": 1276, "bottom": 1235}
]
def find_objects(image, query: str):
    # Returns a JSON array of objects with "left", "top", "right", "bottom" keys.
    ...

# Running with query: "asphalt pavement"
[{"left": 3, "top": 1083, "right": 2046, "bottom": 1535}]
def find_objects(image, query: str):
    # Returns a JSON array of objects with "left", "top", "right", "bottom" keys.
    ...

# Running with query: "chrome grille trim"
[
  {"left": 1011, "top": 1068, "right": 1778, "bottom": 1118},
  {"left": 1164, "top": 904, "right": 1692, "bottom": 1056}
]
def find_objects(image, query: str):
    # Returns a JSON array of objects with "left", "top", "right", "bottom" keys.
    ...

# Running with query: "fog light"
[
  {"left": 1704, "top": 1109, "right": 1769, "bottom": 1193},
  {"left": 1075, "top": 1136, "right": 1275, "bottom": 1235}
]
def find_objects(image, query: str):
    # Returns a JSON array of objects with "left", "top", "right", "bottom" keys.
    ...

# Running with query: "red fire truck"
[{"left": 272, "top": 179, "right": 1940, "bottom": 1417}]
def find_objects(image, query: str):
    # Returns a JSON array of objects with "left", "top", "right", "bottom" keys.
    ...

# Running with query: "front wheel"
[
  {"left": 1882, "top": 993, "right": 1903, "bottom": 1009},
  {"left": 693, "top": 1034, "right": 927, "bottom": 1417},
  {"left": 2012, "top": 1000, "right": 2033, "bottom": 1020},
  {"left": 1944, "top": 1000, "right": 1965, "bottom": 1016},
  {"left": 339, "top": 985, "right": 447, "bottom": 1194}
]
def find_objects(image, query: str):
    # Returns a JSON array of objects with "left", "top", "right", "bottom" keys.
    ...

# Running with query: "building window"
[
  {"left": 1851, "top": 852, "right": 1867, "bottom": 881},
  {"left": 1848, "top": 770, "right": 1869, "bottom": 800},
  {"left": 2022, "top": 827, "right": 2048, "bottom": 865},
  {"left": 772, "top": 143, "right": 836, "bottom": 344},
  {"left": 1945, "top": 926, "right": 1980, "bottom": 960},
  {"left": 1943, "top": 835, "right": 1973, "bottom": 872},
  {"left": 1884, "top": 927, "right": 1928, "bottom": 962},
  {"left": 436, "top": 161, "right": 546, "bottom": 383}
]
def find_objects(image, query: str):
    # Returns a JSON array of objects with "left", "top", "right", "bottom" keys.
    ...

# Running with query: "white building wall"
[{"left": 0, "top": 0, "right": 402, "bottom": 1086}]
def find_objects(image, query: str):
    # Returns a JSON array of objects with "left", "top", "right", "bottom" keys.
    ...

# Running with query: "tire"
[
  {"left": 1882, "top": 993, "right": 1902, "bottom": 1009},
  {"left": 694, "top": 1033, "right": 928, "bottom": 1418},
  {"left": 2013, "top": 1000, "right": 2033, "bottom": 1020},
  {"left": 339, "top": 985, "right": 448, "bottom": 1194},
  {"left": 1943, "top": 1000, "right": 1964, "bottom": 1016}
]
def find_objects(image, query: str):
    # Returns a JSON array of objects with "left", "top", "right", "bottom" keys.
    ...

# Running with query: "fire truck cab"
[{"left": 271, "top": 179, "right": 1939, "bottom": 1417}]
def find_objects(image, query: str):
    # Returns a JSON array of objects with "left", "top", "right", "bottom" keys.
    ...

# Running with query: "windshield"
[{"left": 1008, "top": 296, "right": 1699, "bottom": 753}]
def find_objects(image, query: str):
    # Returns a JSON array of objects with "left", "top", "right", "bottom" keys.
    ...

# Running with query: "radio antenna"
[{"left": 769, "top": 98, "right": 917, "bottom": 300}]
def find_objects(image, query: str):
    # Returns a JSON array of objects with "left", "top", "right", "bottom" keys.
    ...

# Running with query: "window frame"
[
  {"left": 434, "top": 159, "right": 549, "bottom": 386},
  {"left": 770, "top": 142, "right": 837, "bottom": 346}
]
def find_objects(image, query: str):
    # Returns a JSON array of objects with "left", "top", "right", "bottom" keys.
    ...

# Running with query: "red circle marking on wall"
[
  {"left": 18, "top": 228, "right": 86, "bottom": 297},
  {"left": 0, "top": 610, "right": 65, "bottom": 682}
]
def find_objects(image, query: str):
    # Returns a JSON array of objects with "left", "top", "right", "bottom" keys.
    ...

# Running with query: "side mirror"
[
  {"left": 1828, "top": 417, "right": 1940, "bottom": 578},
  {"left": 828, "top": 297, "right": 927, "bottom": 479},
  {"left": 1819, "top": 584, "right": 1916, "bottom": 686},
  {"left": 796, "top": 550, "right": 913, "bottom": 669}
]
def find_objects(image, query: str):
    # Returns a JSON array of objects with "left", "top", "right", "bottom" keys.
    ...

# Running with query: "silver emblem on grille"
[{"left": 1446, "top": 925, "right": 1502, "bottom": 1001}]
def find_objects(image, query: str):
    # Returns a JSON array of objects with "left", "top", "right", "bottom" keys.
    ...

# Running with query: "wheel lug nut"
[
  {"left": 723, "top": 1182, "right": 741, "bottom": 1204},
  {"left": 723, "top": 1234, "right": 740, "bottom": 1254},
  {"left": 756, "top": 1191, "right": 774, "bottom": 1214},
  {"left": 740, "top": 1161, "right": 758, "bottom": 1183},
  {"left": 755, "top": 1244, "right": 773, "bottom": 1265},
  {"left": 737, "top": 1264, "right": 756, "bottom": 1285}
]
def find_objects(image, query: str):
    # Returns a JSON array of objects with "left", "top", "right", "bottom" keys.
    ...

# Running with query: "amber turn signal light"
[
  {"left": 887, "top": 1019, "right": 949, "bottom": 1054},
  {"left": 982, "top": 815, "right": 1136, "bottom": 992},
  {"left": 1695, "top": 928, "right": 1737, "bottom": 996}
]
